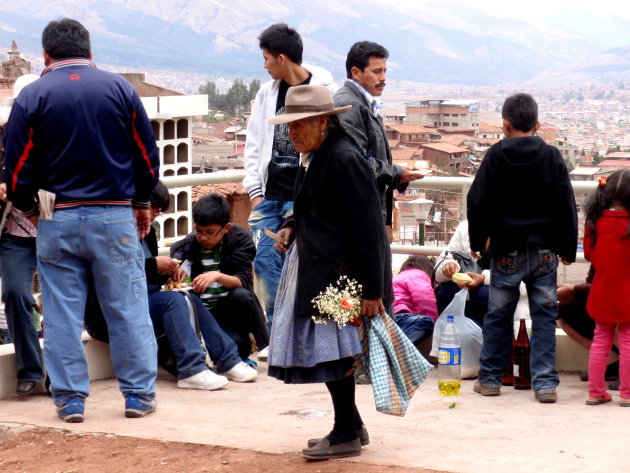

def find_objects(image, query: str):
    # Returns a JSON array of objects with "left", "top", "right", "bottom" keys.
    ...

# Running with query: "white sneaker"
[
  {"left": 177, "top": 370, "right": 228, "bottom": 391},
  {"left": 223, "top": 362, "right": 257, "bottom": 383},
  {"left": 258, "top": 346, "right": 269, "bottom": 361}
]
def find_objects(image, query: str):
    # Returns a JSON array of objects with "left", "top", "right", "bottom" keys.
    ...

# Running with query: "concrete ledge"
[
  {"left": 0, "top": 329, "right": 587, "bottom": 399},
  {"left": 0, "top": 332, "right": 115, "bottom": 400}
]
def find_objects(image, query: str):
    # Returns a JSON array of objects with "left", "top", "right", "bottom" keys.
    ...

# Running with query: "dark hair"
[
  {"left": 42, "top": 18, "right": 91, "bottom": 60},
  {"left": 501, "top": 93, "right": 538, "bottom": 133},
  {"left": 150, "top": 181, "right": 170, "bottom": 212},
  {"left": 345, "top": 41, "right": 389, "bottom": 79},
  {"left": 584, "top": 170, "right": 630, "bottom": 246},
  {"left": 192, "top": 193, "right": 230, "bottom": 227},
  {"left": 258, "top": 23, "right": 303, "bottom": 64},
  {"left": 400, "top": 255, "right": 435, "bottom": 280}
]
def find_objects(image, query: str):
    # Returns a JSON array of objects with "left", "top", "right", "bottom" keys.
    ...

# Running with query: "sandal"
[
  {"left": 586, "top": 393, "right": 612, "bottom": 406},
  {"left": 620, "top": 398, "right": 630, "bottom": 407}
]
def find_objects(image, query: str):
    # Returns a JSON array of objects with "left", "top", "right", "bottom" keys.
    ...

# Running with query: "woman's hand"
[
  {"left": 455, "top": 272, "right": 484, "bottom": 290},
  {"left": 441, "top": 261, "right": 459, "bottom": 279},
  {"left": 274, "top": 227, "right": 294, "bottom": 253},
  {"left": 360, "top": 298, "right": 385, "bottom": 318},
  {"left": 156, "top": 256, "right": 178, "bottom": 275}
]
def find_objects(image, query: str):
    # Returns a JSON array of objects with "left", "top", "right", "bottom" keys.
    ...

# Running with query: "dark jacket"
[
  {"left": 334, "top": 80, "right": 406, "bottom": 225},
  {"left": 467, "top": 135, "right": 578, "bottom": 261},
  {"left": 3, "top": 58, "right": 159, "bottom": 215},
  {"left": 170, "top": 225, "right": 256, "bottom": 290},
  {"left": 288, "top": 126, "right": 394, "bottom": 318},
  {"left": 169, "top": 225, "right": 269, "bottom": 348},
  {"left": 144, "top": 226, "right": 168, "bottom": 292}
]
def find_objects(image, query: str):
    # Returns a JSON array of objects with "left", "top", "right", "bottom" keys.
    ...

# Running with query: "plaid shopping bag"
[{"left": 358, "top": 313, "right": 433, "bottom": 416}]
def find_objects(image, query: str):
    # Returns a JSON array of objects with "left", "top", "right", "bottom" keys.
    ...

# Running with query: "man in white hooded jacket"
[{"left": 244, "top": 24, "right": 337, "bottom": 339}]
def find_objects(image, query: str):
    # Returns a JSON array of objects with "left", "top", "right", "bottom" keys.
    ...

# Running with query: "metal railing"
[{"left": 162, "top": 172, "right": 593, "bottom": 265}]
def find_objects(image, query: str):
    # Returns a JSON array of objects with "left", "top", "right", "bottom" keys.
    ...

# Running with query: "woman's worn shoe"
[
  {"left": 307, "top": 427, "right": 369, "bottom": 448},
  {"left": 620, "top": 398, "right": 630, "bottom": 407},
  {"left": 302, "top": 438, "right": 361, "bottom": 461},
  {"left": 586, "top": 393, "right": 612, "bottom": 406}
]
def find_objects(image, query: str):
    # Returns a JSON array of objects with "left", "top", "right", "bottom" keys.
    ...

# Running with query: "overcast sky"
[{"left": 398, "top": 0, "right": 630, "bottom": 47}]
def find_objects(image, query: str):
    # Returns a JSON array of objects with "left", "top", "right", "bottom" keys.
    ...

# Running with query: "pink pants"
[{"left": 589, "top": 321, "right": 630, "bottom": 399}]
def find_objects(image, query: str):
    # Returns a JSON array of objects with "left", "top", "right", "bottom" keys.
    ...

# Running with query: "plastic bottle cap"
[{"left": 447, "top": 315, "right": 454, "bottom": 321}]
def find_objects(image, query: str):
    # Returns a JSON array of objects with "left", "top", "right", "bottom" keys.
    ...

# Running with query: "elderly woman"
[{"left": 267, "top": 85, "right": 393, "bottom": 461}]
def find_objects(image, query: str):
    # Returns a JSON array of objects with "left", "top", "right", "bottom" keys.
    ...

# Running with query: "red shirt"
[{"left": 585, "top": 210, "right": 630, "bottom": 323}]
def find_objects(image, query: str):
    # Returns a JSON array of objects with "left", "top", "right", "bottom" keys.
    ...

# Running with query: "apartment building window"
[
  {"left": 443, "top": 113, "right": 450, "bottom": 117},
  {"left": 434, "top": 122, "right": 439, "bottom": 126},
  {"left": 452, "top": 122, "right": 459, "bottom": 127}
]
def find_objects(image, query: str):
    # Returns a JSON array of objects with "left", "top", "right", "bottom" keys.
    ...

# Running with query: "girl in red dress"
[{"left": 584, "top": 170, "right": 630, "bottom": 406}]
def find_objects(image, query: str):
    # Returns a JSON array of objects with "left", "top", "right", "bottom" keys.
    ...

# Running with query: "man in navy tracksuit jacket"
[{"left": 3, "top": 18, "right": 160, "bottom": 423}]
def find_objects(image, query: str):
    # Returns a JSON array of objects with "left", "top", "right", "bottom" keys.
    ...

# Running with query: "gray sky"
[{"left": 398, "top": 0, "right": 630, "bottom": 47}]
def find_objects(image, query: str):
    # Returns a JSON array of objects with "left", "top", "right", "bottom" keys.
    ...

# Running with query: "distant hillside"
[
  {"left": 527, "top": 46, "right": 630, "bottom": 85},
  {"left": 0, "top": 0, "right": 626, "bottom": 86}
]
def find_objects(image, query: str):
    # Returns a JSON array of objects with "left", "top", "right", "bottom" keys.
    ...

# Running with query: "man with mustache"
[{"left": 334, "top": 41, "right": 423, "bottom": 229}]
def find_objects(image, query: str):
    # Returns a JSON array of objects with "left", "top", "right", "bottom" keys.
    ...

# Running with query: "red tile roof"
[
  {"left": 597, "top": 160, "right": 630, "bottom": 168},
  {"left": 385, "top": 124, "right": 436, "bottom": 134},
  {"left": 192, "top": 183, "right": 248, "bottom": 202},
  {"left": 391, "top": 148, "right": 423, "bottom": 163},
  {"left": 421, "top": 143, "right": 469, "bottom": 153},
  {"left": 479, "top": 121, "right": 502, "bottom": 133}
]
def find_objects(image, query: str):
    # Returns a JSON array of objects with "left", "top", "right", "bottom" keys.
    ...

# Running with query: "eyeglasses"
[{"left": 194, "top": 227, "right": 224, "bottom": 239}]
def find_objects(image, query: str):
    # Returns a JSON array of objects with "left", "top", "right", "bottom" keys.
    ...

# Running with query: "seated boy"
[
  {"left": 171, "top": 193, "right": 269, "bottom": 363},
  {"left": 85, "top": 182, "right": 258, "bottom": 390},
  {"left": 467, "top": 93, "right": 578, "bottom": 403}
]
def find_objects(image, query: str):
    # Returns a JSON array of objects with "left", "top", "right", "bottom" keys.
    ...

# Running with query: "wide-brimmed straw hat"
[{"left": 267, "top": 85, "right": 351, "bottom": 125}]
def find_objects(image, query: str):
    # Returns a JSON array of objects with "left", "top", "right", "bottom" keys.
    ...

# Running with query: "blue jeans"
[
  {"left": 148, "top": 290, "right": 241, "bottom": 378},
  {"left": 394, "top": 313, "right": 435, "bottom": 344},
  {"left": 478, "top": 247, "right": 559, "bottom": 393},
  {"left": 37, "top": 206, "right": 157, "bottom": 406},
  {"left": 248, "top": 199, "right": 293, "bottom": 328},
  {"left": 0, "top": 235, "right": 43, "bottom": 382}
]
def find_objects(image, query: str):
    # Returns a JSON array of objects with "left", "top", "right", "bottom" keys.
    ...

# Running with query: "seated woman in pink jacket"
[{"left": 393, "top": 255, "right": 438, "bottom": 344}]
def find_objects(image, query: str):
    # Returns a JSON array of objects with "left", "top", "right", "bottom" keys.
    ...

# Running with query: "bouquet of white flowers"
[{"left": 311, "top": 275, "right": 362, "bottom": 327}]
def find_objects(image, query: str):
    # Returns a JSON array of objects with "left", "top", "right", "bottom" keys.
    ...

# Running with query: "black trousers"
[{"left": 208, "top": 287, "right": 269, "bottom": 359}]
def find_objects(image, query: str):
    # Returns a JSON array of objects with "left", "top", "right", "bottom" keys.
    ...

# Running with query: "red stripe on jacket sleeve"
[
  {"left": 11, "top": 127, "right": 34, "bottom": 193},
  {"left": 131, "top": 111, "right": 156, "bottom": 178}
]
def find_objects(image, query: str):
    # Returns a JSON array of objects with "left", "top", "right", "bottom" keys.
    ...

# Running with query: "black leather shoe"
[
  {"left": 302, "top": 438, "right": 361, "bottom": 461},
  {"left": 307, "top": 427, "right": 369, "bottom": 448},
  {"left": 16, "top": 381, "right": 36, "bottom": 396}
]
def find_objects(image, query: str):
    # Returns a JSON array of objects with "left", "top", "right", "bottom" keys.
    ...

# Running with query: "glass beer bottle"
[
  {"left": 502, "top": 333, "right": 516, "bottom": 386},
  {"left": 513, "top": 318, "right": 531, "bottom": 390}
]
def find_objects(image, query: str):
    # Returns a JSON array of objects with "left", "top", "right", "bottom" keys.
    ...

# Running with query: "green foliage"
[{"left": 198, "top": 78, "right": 261, "bottom": 118}]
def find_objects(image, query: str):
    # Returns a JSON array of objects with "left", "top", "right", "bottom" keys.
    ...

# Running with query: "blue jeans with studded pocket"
[
  {"left": 37, "top": 206, "right": 157, "bottom": 406},
  {"left": 478, "top": 247, "right": 559, "bottom": 393}
]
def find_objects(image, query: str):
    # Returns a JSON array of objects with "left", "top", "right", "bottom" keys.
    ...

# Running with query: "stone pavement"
[{"left": 1, "top": 362, "right": 628, "bottom": 473}]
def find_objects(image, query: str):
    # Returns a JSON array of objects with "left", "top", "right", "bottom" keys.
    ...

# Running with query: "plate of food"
[{"left": 163, "top": 277, "right": 194, "bottom": 292}]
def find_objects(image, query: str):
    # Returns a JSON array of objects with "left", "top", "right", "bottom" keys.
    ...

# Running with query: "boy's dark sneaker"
[
  {"left": 473, "top": 380, "right": 500, "bottom": 396},
  {"left": 57, "top": 398, "right": 85, "bottom": 423},
  {"left": 124, "top": 394, "right": 157, "bottom": 418},
  {"left": 608, "top": 379, "right": 620, "bottom": 391}
]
